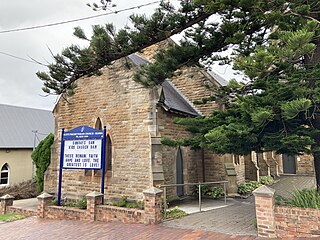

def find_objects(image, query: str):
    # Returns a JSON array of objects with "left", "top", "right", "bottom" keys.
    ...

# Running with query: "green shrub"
[
  {"left": 166, "top": 206, "right": 187, "bottom": 219},
  {"left": 276, "top": 189, "right": 320, "bottom": 209},
  {"left": 192, "top": 185, "right": 225, "bottom": 198},
  {"left": 207, "top": 186, "right": 224, "bottom": 199},
  {"left": 237, "top": 183, "right": 252, "bottom": 195},
  {"left": 192, "top": 185, "right": 209, "bottom": 197},
  {"left": 237, "top": 181, "right": 262, "bottom": 195},
  {"left": 63, "top": 201, "right": 77, "bottom": 208},
  {"left": 259, "top": 176, "right": 274, "bottom": 185},
  {"left": 111, "top": 196, "right": 144, "bottom": 209},
  {"left": 275, "top": 195, "right": 291, "bottom": 206},
  {"left": 248, "top": 181, "right": 262, "bottom": 189},
  {"left": 31, "top": 133, "right": 54, "bottom": 192},
  {"left": 112, "top": 196, "right": 128, "bottom": 207},
  {"left": 51, "top": 198, "right": 58, "bottom": 206},
  {"left": 125, "top": 201, "right": 144, "bottom": 209},
  {"left": 76, "top": 197, "right": 87, "bottom": 209},
  {"left": 56, "top": 196, "right": 87, "bottom": 209}
]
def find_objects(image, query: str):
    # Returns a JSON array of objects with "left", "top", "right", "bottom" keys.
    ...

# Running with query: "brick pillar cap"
[
  {"left": 37, "top": 192, "right": 53, "bottom": 199},
  {"left": 86, "top": 191, "right": 103, "bottom": 198},
  {"left": 253, "top": 185, "right": 275, "bottom": 197},
  {"left": 143, "top": 187, "right": 163, "bottom": 196},
  {"left": 0, "top": 194, "right": 14, "bottom": 200}
]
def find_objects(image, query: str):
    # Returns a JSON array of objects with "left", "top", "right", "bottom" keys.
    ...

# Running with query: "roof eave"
[{"left": 159, "top": 102, "right": 199, "bottom": 117}]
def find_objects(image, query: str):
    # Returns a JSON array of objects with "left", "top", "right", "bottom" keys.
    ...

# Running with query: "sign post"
[
  {"left": 57, "top": 126, "right": 106, "bottom": 206},
  {"left": 100, "top": 126, "right": 107, "bottom": 204},
  {"left": 57, "top": 128, "right": 65, "bottom": 206}
]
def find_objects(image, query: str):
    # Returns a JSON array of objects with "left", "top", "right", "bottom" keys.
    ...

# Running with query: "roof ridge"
[
  {"left": 0, "top": 103, "right": 52, "bottom": 112},
  {"left": 129, "top": 53, "right": 151, "bottom": 63},
  {"left": 206, "top": 69, "right": 229, "bottom": 86}
]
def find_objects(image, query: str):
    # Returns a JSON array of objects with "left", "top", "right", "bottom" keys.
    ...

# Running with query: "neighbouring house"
[
  {"left": 0, "top": 104, "right": 54, "bottom": 187},
  {"left": 44, "top": 40, "right": 314, "bottom": 201}
]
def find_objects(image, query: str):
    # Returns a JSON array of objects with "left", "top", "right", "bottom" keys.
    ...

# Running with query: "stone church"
[{"left": 44, "top": 40, "right": 314, "bottom": 201}]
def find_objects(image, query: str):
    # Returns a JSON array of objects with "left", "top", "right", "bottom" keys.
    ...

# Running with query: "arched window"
[
  {"left": 0, "top": 163, "right": 9, "bottom": 185},
  {"left": 95, "top": 118, "right": 102, "bottom": 130},
  {"left": 176, "top": 147, "right": 184, "bottom": 197},
  {"left": 106, "top": 135, "right": 112, "bottom": 171}
]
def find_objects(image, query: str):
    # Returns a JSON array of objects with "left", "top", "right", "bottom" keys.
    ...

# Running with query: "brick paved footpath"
[{"left": 0, "top": 217, "right": 259, "bottom": 240}]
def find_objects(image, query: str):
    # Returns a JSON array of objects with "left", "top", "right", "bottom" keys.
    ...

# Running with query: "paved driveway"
[
  {"left": 4, "top": 175, "right": 314, "bottom": 239},
  {"left": 13, "top": 198, "right": 37, "bottom": 210},
  {"left": 0, "top": 217, "right": 258, "bottom": 240},
  {"left": 163, "top": 175, "right": 316, "bottom": 236},
  {"left": 163, "top": 201, "right": 256, "bottom": 235}
]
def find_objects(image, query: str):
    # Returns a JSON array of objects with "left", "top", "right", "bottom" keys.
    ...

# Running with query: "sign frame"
[{"left": 57, "top": 126, "right": 107, "bottom": 206}]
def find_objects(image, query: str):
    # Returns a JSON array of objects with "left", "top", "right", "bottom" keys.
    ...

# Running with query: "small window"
[{"left": 0, "top": 164, "right": 9, "bottom": 185}]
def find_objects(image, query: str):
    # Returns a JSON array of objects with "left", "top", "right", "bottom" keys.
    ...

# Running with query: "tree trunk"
[
  {"left": 313, "top": 152, "right": 320, "bottom": 190},
  {"left": 311, "top": 114, "right": 320, "bottom": 190}
]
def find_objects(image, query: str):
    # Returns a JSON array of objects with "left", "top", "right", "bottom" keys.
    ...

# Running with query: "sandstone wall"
[
  {"left": 44, "top": 58, "right": 153, "bottom": 200},
  {"left": 296, "top": 154, "right": 314, "bottom": 176},
  {"left": 157, "top": 108, "right": 201, "bottom": 198},
  {"left": 171, "top": 66, "right": 220, "bottom": 116},
  {"left": 234, "top": 155, "right": 245, "bottom": 184}
]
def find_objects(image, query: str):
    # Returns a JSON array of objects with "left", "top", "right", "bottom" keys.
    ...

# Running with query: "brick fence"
[
  {"left": 0, "top": 187, "right": 163, "bottom": 225},
  {"left": 253, "top": 185, "right": 320, "bottom": 238}
]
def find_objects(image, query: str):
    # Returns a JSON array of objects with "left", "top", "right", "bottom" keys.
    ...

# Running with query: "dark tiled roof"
[
  {"left": 128, "top": 53, "right": 200, "bottom": 117},
  {"left": 0, "top": 104, "right": 54, "bottom": 148},
  {"left": 128, "top": 53, "right": 150, "bottom": 66},
  {"left": 160, "top": 81, "right": 200, "bottom": 117}
]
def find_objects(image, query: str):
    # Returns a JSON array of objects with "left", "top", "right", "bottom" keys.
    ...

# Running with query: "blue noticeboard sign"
[
  {"left": 62, "top": 126, "right": 104, "bottom": 170},
  {"left": 57, "top": 126, "right": 107, "bottom": 206}
]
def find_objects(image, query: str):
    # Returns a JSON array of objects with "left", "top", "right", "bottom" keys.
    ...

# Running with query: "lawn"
[{"left": 0, "top": 214, "right": 27, "bottom": 222}]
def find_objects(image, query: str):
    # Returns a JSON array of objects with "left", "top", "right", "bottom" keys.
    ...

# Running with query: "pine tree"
[{"left": 37, "top": 0, "right": 320, "bottom": 187}]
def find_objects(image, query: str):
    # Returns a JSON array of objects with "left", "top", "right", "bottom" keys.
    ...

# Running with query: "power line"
[
  {"left": 0, "top": 1, "right": 161, "bottom": 34},
  {"left": 0, "top": 51, "right": 45, "bottom": 65}
]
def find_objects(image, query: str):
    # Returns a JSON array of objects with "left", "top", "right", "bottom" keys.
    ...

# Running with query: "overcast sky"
[{"left": 0, "top": 0, "right": 235, "bottom": 111}]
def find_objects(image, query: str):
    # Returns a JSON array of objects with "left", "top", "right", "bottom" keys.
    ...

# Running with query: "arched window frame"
[
  {"left": 95, "top": 117, "right": 102, "bottom": 131},
  {"left": 86, "top": 118, "right": 104, "bottom": 176},
  {"left": 0, "top": 163, "right": 9, "bottom": 185},
  {"left": 176, "top": 146, "right": 184, "bottom": 197},
  {"left": 88, "top": 118, "right": 113, "bottom": 176},
  {"left": 106, "top": 134, "right": 112, "bottom": 171}
]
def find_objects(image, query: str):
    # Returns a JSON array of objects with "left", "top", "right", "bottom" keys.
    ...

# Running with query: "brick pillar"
[
  {"left": 0, "top": 194, "right": 14, "bottom": 214},
  {"left": 253, "top": 185, "right": 276, "bottom": 238},
  {"left": 86, "top": 191, "right": 103, "bottom": 221},
  {"left": 143, "top": 187, "right": 163, "bottom": 224},
  {"left": 37, "top": 192, "right": 53, "bottom": 218}
]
